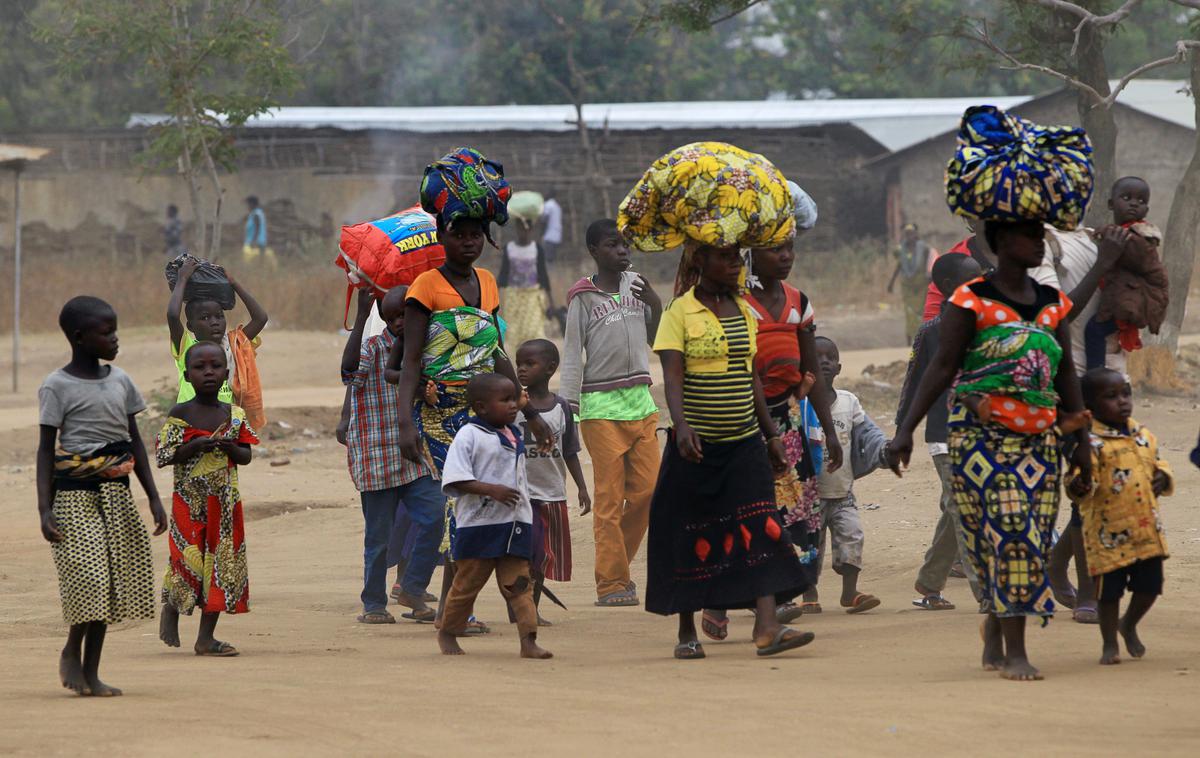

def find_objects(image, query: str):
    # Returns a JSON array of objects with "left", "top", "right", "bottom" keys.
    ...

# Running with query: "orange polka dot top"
[{"left": 947, "top": 276, "right": 1072, "bottom": 434}]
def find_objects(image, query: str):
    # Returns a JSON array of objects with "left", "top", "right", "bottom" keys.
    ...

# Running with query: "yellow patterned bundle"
[
  {"left": 945, "top": 106, "right": 1093, "bottom": 231},
  {"left": 617, "top": 142, "right": 795, "bottom": 253}
]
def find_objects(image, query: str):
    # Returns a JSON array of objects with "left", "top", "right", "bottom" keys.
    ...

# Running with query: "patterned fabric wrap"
[
  {"left": 945, "top": 105, "right": 1094, "bottom": 231},
  {"left": 771, "top": 396, "right": 822, "bottom": 581},
  {"left": 54, "top": 442, "right": 134, "bottom": 484},
  {"left": 419, "top": 147, "right": 512, "bottom": 234},
  {"left": 956, "top": 322, "right": 1062, "bottom": 409},
  {"left": 617, "top": 141, "right": 795, "bottom": 253},
  {"left": 157, "top": 407, "right": 258, "bottom": 615},
  {"left": 949, "top": 403, "right": 1059, "bottom": 618},
  {"left": 421, "top": 306, "right": 504, "bottom": 383}
]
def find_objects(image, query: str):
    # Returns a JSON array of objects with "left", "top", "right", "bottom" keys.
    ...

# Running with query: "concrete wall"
[{"left": 880, "top": 95, "right": 1195, "bottom": 253}]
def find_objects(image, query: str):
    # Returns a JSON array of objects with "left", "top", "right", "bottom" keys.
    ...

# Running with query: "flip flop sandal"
[
  {"left": 756, "top": 627, "right": 815, "bottom": 657},
  {"left": 1051, "top": 585, "right": 1079, "bottom": 611},
  {"left": 463, "top": 619, "right": 491, "bottom": 636},
  {"left": 196, "top": 640, "right": 240, "bottom": 657},
  {"left": 674, "top": 640, "right": 706, "bottom": 660},
  {"left": 775, "top": 602, "right": 805, "bottom": 624},
  {"left": 701, "top": 611, "right": 729, "bottom": 641},
  {"left": 844, "top": 593, "right": 882, "bottom": 614},
  {"left": 393, "top": 585, "right": 440, "bottom": 604},
  {"left": 357, "top": 611, "right": 396, "bottom": 625},
  {"left": 1073, "top": 605, "right": 1100, "bottom": 624},
  {"left": 401, "top": 608, "right": 436, "bottom": 623},
  {"left": 594, "top": 591, "right": 639, "bottom": 607},
  {"left": 800, "top": 601, "right": 823, "bottom": 615},
  {"left": 912, "top": 593, "right": 955, "bottom": 611}
]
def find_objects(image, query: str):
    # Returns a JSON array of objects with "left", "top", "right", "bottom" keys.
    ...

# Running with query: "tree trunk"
[
  {"left": 1156, "top": 50, "right": 1200, "bottom": 355},
  {"left": 1074, "top": 23, "right": 1117, "bottom": 228},
  {"left": 177, "top": 119, "right": 206, "bottom": 256}
]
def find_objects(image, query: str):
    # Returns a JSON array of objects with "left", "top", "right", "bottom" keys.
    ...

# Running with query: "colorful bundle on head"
[
  {"left": 617, "top": 141, "right": 795, "bottom": 253},
  {"left": 419, "top": 147, "right": 512, "bottom": 242},
  {"left": 945, "top": 105, "right": 1094, "bottom": 231}
]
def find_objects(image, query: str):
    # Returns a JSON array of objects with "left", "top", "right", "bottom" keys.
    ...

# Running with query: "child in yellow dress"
[{"left": 1068, "top": 368, "right": 1173, "bottom": 666}]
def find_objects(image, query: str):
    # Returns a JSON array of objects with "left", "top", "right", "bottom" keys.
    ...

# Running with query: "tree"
[{"left": 45, "top": 0, "right": 298, "bottom": 258}]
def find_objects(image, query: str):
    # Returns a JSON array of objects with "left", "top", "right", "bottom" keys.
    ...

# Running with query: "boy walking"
[
  {"left": 805, "top": 336, "right": 886, "bottom": 614},
  {"left": 561, "top": 219, "right": 663, "bottom": 607},
  {"left": 897, "top": 253, "right": 984, "bottom": 610},
  {"left": 438, "top": 374, "right": 552, "bottom": 659},
  {"left": 342, "top": 288, "right": 445, "bottom": 624}
]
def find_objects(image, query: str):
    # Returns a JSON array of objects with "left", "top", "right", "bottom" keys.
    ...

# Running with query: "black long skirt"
[{"left": 644, "top": 431, "right": 810, "bottom": 616}]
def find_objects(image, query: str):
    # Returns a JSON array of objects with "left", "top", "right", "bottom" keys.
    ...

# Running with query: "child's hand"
[
  {"left": 793, "top": 371, "right": 816, "bottom": 402},
  {"left": 1067, "top": 470, "right": 1092, "bottom": 499},
  {"left": 824, "top": 435, "right": 844, "bottom": 473},
  {"left": 356, "top": 288, "right": 375, "bottom": 314},
  {"left": 1152, "top": 469, "right": 1170, "bottom": 496},
  {"left": 1096, "top": 224, "right": 1132, "bottom": 271},
  {"left": 578, "top": 488, "right": 592, "bottom": 516},
  {"left": 885, "top": 432, "right": 912, "bottom": 477},
  {"left": 1070, "top": 443, "right": 1093, "bottom": 493},
  {"left": 767, "top": 437, "right": 788, "bottom": 475},
  {"left": 518, "top": 389, "right": 530, "bottom": 410},
  {"left": 178, "top": 257, "right": 200, "bottom": 281},
  {"left": 631, "top": 275, "right": 661, "bottom": 309},
  {"left": 527, "top": 414, "right": 554, "bottom": 455},
  {"left": 148, "top": 496, "right": 169, "bottom": 536},
  {"left": 215, "top": 439, "right": 240, "bottom": 456},
  {"left": 675, "top": 423, "right": 703, "bottom": 463},
  {"left": 485, "top": 484, "right": 522, "bottom": 506},
  {"left": 40, "top": 511, "right": 64, "bottom": 543}
]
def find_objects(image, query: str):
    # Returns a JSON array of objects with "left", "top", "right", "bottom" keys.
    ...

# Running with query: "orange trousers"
[
  {"left": 581, "top": 414, "right": 660, "bottom": 597},
  {"left": 441, "top": 556, "right": 538, "bottom": 638}
]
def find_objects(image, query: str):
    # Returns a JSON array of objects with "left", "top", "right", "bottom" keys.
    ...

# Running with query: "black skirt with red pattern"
[{"left": 645, "top": 431, "right": 810, "bottom": 615}]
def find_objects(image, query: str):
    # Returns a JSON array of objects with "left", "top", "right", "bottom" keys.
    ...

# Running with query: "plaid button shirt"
[{"left": 342, "top": 328, "right": 431, "bottom": 491}]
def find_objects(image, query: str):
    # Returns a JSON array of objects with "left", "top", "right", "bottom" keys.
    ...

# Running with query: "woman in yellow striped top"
[{"left": 646, "top": 244, "right": 815, "bottom": 660}]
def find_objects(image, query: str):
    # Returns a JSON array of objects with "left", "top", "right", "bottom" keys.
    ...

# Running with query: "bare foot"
[
  {"left": 520, "top": 634, "right": 553, "bottom": 660},
  {"left": 438, "top": 630, "right": 465, "bottom": 655},
  {"left": 1119, "top": 617, "right": 1146, "bottom": 658},
  {"left": 85, "top": 675, "right": 123, "bottom": 697},
  {"left": 159, "top": 604, "right": 180, "bottom": 648},
  {"left": 537, "top": 614, "right": 553, "bottom": 627},
  {"left": 1000, "top": 656, "right": 1044, "bottom": 681},
  {"left": 1100, "top": 641, "right": 1122, "bottom": 665},
  {"left": 980, "top": 617, "right": 1004, "bottom": 671},
  {"left": 59, "top": 652, "right": 91, "bottom": 696}
]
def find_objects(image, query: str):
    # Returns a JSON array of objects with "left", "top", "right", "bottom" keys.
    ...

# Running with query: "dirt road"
[{"left": 2, "top": 330, "right": 1199, "bottom": 756}]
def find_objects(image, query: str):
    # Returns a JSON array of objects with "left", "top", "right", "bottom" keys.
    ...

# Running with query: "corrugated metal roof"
[
  {"left": 126, "top": 81, "right": 1192, "bottom": 155},
  {"left": 0, "top": 143, "right": 51, "bottom": 165}
]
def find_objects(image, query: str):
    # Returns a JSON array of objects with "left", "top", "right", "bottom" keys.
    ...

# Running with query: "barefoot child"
[
  {"left": 560, "top": 218, "right": 662, "bottom": 607},
  {"left": 167, "top": 257, "right": 269, "bottom": 429},
  {"left": 38, "top": 297, "right": 167, "bottom": 696},
  {"left": 805, "top": 336, "right": 887, "bottom": 614},
  {"left": 342, "top": 287, "right": 443, "bottom": 624},
  {"left": 1067, "top": 368, "right": 1173, "bottom": 665},
  {"left": 437, "top": 374, "right": 551, "bottom": 659},
  {"left": 157, "top": 342, "right": 258, "bottom": 656},
  {"left": 516, "top": 339, "right": 592, "bottom": 623}
]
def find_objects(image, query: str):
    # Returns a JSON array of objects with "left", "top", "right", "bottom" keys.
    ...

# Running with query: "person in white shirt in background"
[{"left": 540, "top": 197, "right": 563, "bottom": 262}]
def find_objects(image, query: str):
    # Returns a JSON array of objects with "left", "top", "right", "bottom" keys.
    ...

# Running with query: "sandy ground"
[{"left": 2, "top": 328, "right": 1200, "bottom": 757}]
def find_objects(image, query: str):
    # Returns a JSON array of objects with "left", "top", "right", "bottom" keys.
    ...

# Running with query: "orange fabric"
[
  {"left": 406, "top": 267, "right": 500, "bottom": 314},
  {"left": 229, "top": 326, "right": 266, "bottom": 431},
  {"left": 948, "top": 278, "right": 1071, "bottom": 433}
]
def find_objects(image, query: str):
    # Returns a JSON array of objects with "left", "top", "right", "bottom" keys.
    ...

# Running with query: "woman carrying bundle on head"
[
  {"left": 888, "top": 106, "right": 1095, "bottom": 682},
  {"left": 620, "top": 141, "right": 820, "bottom": 660}
]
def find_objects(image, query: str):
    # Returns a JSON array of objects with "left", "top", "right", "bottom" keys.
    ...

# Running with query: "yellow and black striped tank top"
[{"left": 682, "top": 314, "right": 757, "bottom": 442}]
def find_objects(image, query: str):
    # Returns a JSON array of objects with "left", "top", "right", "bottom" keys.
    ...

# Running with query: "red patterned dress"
[{"left": 157, "top": 406, "right": 258, "bottom": 615}]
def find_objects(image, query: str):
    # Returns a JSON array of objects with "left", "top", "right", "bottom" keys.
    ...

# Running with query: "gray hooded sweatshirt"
[{"left": 560, "top": 271, "right": 654, "bottom": 410}]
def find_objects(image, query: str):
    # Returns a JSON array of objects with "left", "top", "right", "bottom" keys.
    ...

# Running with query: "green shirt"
[
  {"left": 174, "top": 331, "right": 234, "bottom": 404},
  {"left": 579, "top": 385, "right": 658, "bottom": 422}
]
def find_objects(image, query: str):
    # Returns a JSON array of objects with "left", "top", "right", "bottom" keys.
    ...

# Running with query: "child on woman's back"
[
  {"left": 37, "top": 296, "right": 167, "bottom": 696},
  {"left": 157, "top": 342, "right": 258, "bottom": 657},
  {"left": 166, "top": 257, "right": 269, "bottom": 428},
  {"left": 437, "top": 373, "right": 551, "bottom": 659},
  {"left": 1068, "top": 368, "right": 1173, "bottom": 665},
  {"left": 516, "top": 339, "right": 591, "bottom": 623}
]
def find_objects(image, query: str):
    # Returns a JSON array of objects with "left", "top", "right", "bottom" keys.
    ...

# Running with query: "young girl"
[
  {"left": 157, "top": 341, "right": 258, "bottom": 657},
  {"left": 38, "top": 296, "right": 167, "bottom": 696}
]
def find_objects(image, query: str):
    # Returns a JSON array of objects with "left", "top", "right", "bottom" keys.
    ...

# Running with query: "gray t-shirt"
[
  {"left": 38, "top": 366, "right": 146, "bottom": 455},
  {"left": 520, "top": 396, "right": 580, "bottom": 502}
]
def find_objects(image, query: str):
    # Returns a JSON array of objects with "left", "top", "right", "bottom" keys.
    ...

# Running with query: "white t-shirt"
[
  {"left": 818, "top": 389, "right": 864, "bottom": 500},
  {"left": 541, "top": 199, "right": 563, "bottom": 244},
  {"left": 504, "top": 241, "right": 540, "bottom": 288},
  {"left": 1045, "top": 226, "right": 1126, "bottom": 376}
]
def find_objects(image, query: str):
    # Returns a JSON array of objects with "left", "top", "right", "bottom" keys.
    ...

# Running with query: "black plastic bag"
[{"left": 165, "top": 253, "right": 235, "bottom": 310}]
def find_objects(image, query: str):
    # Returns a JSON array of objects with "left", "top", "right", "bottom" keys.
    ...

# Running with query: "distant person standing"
[
  {"left": 243, "top": 196, "right": 272, "bottom": 266},
  {"left": 164, "top": 205, "right": 184, "bottom": 257},
  {"left": 887, "top": 223, "right": 937, "bottom": 344},
  {"left": 541, "top": 197, "right": 563, "bottom": 262}
]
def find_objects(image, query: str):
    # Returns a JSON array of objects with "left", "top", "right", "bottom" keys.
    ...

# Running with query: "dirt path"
[{"left": 2, "top": 331, "right": 1200, "bottom": 756}]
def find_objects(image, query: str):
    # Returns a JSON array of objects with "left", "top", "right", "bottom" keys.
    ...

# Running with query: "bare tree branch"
[
  {"left": 708, "top": 0, "right": 766, "bottom": 26},
  {"left": 1166, "top": 0, "right": 1200, "bottom": 10},
  {"left": 1029, "top": 0, "right": 1145, "bottom": 59},
  {"left": 971, "top": 19, "right": 1199, "bottom": 109}
]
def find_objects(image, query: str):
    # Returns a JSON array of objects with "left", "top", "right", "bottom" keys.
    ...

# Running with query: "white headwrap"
[{"left": 788, "top": 181, "right": 818, "bottom": 230}]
